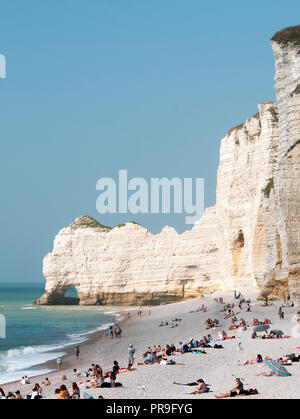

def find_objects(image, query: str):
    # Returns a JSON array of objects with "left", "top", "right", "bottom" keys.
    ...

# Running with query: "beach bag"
[{"left": 248, "top": 388, "right": 258, "bottom": 395}]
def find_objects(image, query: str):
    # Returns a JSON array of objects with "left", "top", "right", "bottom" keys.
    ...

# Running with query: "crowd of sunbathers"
[
  {"left": 138, "top": 343, "right": 185, "bottom": 366},
  {"left": 0, "top": 360, "right": 134, "bottom": 399}
]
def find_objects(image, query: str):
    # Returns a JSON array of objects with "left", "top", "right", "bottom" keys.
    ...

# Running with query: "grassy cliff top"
[
  {"left": 70, "top": 215, "right": 141, "bottom": 231},
  {"left": 272, "top": 25, "right": 300, "bottom": 46},
  {"left": 71, "top": 216, "right": 112, "bottom": 230}
]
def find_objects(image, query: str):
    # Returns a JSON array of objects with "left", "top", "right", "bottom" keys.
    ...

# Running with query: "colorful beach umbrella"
[{"left": 264, "top": 359, "right": 291, "bottom": 377}]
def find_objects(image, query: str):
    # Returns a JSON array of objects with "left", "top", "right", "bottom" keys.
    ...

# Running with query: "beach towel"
[
  {"left": 83, "top": 392, "right": 94, "bottom": 399},
  {"left": 173, "top": 381, "right": 197, "bottom": 386}
]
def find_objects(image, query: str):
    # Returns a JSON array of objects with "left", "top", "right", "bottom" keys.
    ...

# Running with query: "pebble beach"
[{"left": 1, "top": 290, "right": 299, "bottom": 399}]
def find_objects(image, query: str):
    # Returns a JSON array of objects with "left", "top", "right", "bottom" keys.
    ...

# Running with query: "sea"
[{"left": 0, "top": 283, "right": 115, "bottom": 384}]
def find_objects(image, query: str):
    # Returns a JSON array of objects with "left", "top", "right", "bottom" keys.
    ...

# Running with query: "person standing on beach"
[
  {"left": 128, "top": 344, "right": 136, "bottom": 365},
  {"left": 75, "top": 344, "right": 80, "bottom": 360},
  {"left": 57, "top": 357, "right": 62, "bottom": 371}
]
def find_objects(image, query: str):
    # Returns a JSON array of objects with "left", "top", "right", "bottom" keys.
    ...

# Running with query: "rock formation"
[{"left": 34, "top": 25, "right": 300, "bottom": 306}]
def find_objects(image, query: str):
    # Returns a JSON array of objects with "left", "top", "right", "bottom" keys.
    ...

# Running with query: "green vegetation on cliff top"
[
  {"left": 272, "top": 25, "right": 300, "bottom": 46},
  {"left": 71, "top": 215, "right": 141, "bottom": 231}
]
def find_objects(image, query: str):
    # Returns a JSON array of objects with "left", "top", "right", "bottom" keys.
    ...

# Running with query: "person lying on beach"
[
  {"left": 91, "top": 372, "right": 122, "bottom": 388},
  {"left": 255, "top": 371, "right": 277, "bottom": 377},
  {"left": 118, "top": 363, "right": 135, "bottom": 373},
  {"left": 215, "top": 378, "right": 258, "bottom": 398},
  {"left": 224, "top": 311, "right": 236, "bottom": 319},
  {"left": 188, "top": 379, "right": 209, "bottom": 395},
  {"left": 240, "top": 354, "right": 264, "bottom": 365}
]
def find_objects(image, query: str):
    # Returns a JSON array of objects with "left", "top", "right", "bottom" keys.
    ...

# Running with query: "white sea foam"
[
  {"left": 20, "top": 307, "right": 38, "bottom": 310},
  {"left": 0, "top": 345, "right": 66, "bottom": 384},
  {"left": 0, "top": 319, "right": 115, "bottom": 384}
]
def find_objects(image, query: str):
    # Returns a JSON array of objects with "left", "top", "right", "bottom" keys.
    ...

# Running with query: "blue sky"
[{"left": 0, "top": 0, "right": 299, "bottom": 283}]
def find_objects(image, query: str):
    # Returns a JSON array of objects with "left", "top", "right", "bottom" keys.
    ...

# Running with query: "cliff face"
[
  {"left": 34, "top": 26, "right": 300, "bottom": 306},
  {"left": 34, "top": 103, "right": 281, "bottom": 306},
  {"left": 271, "top": 27, "right": 300, "bottom": 304}
]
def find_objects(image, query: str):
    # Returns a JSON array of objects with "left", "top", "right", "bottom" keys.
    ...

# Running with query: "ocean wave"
[
  {"left": 67, "top": 323, "right": 112, "bottom": 340},
  {"left": 0, "top": 345, "right": 66, "bottom": 384},
  {"left": 20, "top": 306, "right": 38, "bottom": 310}
]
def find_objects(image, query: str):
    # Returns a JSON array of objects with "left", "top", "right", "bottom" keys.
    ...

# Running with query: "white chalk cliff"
[{"left": 35, "top": 25, "right": 300, "bottom": 306}]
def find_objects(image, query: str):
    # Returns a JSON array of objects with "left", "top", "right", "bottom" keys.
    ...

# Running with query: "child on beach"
[{"left": 42, "top": 378, "right": 51, "bottom": 386}]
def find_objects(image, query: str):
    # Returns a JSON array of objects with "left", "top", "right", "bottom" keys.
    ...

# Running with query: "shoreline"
[{"left": 0, "top": 309, "right": 132, "bottom": 388}]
